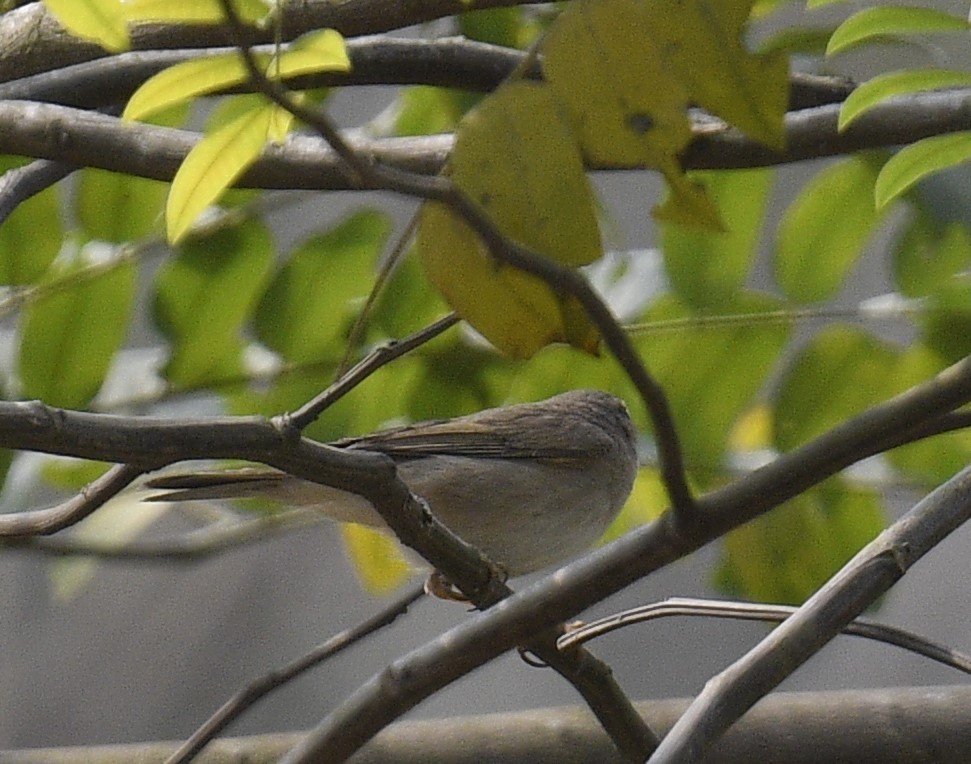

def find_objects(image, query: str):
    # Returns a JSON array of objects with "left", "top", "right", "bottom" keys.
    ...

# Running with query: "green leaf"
[
  {"left": 892, "top": 211, "right": 971, "bottom": 298},
  {"left": 231, "top": 360, "right": 421, "bottom": 444},
  {"left": 827, "top": 6, "right": 970, "bottom": 56},
  {"left": 919, "top": 274, "right": 971, "bottom": 363},
  {"left": 40, "top": 458, "right": 112, "bottom": 490},
  {"left": 751, "top": 0, "right": 798, "bottom": 18},
  {"left": 394, "top": 86, "right": 470, "bottom": 137},
  {"left": 719, "top": 482, "right": 885, "bottom": 604},
  {"left": 154, "top": 218, "right": 274, "bottom": 387},
  {"left": 885, "top": 345, "right": 971, "bottom": 485},
  {"left": 417, "top": 81, "right": 602, "bottom": 359},
  {"left": 167, "top": 97, "right": 295, "bottom": 244},
  {"left": 372, "top": 249, "right": 450, "bottom": 338},
  {"left": 510, "top": 347, "right": 633, "bottom": 424},
  {"left": 76, "top": 169, "right": 167, "bottom": 243},
  {"left": 773, "top": 325, "right": 897, "bottom": 451},
  {"left": 776, "top": 155, "right": 888, "bottom": 303},
  {"left": 275, "top": 29, "right": 349, "bottom": 77},
  {"left": 19, "top": 256, "right": 136, "bottom": 408},
  {"left": 120, "top": 0, "right": 269, "bottom": 24},
  {"left": 0, "top": 157, "right": 64, "bottom": 285},
  {"left": 661, "top": 168, "right": 773, "bottom": 309},
  {"left": 635, "top": 292, "right": 791, "bottom": 471},
  {"left": 255, "top": 210, "right": 392, "bottom": 363},
  {"left": 840, "top": 69, "right": 971, "bottom": 131},
  {"left": 124, "top": 30, "right": 347, "bottom": 123},
  {"left": 756, "top": 26, "right": 836, "bottom": 56},
  {"left": 875, "top": 132, "right": 971, "bottom": 210},
  {"left": 459, "top": 6, "right": 526, "bottom": 47},
  {"left": 44, "top": 0, "right": 129, "bottom": 52},
  {"left": 405, "top": 339, "right": 511, "bottom": 423}
]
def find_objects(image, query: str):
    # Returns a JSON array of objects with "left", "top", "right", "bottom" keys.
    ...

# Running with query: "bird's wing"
[{"left": 337, "top": 420, "right": 588, "bottom": 460}]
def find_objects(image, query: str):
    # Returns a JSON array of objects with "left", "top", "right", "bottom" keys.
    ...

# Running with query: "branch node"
[{"left": 271, "top": 412, "right": 301, "bottom": 442}]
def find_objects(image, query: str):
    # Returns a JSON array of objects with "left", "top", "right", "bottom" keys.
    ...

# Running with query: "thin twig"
[
  {"left": 1, "top": 508, "right": 321, "bottom": 560},
  {"left": 0, "top": 463, "right": 145, "bottom": 536},
  {"left": 558, "top": 597, "right": 971, "bottom": 675},
  {"left": 288, "top": 313, "right": 460, "bottom": 430},
  {"left": 165, "top": 583, "right": 426, "bottom": 764},
  {"left": 333, "top": 213, "right": 422, "bottom": 378}
]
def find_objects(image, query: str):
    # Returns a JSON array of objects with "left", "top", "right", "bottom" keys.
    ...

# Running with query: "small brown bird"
[{"left": 146, "top": 390, "right": 638, "bottom": 576}]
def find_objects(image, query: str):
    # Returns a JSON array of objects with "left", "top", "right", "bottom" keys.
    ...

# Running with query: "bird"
[{"left": 145, "top": 389, "right": 639, "bottom": 577}]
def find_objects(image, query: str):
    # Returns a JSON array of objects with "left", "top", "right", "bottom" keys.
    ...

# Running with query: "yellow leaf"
[
  {"left": 654, "top": 171, "right": 725, "bottom": 230},
  {"left": 45, "top": 0, "right": 130, "bottom": 52},
  {"left": 543, "top": 0, "right": 787, "bottom": 227},
  {"left": 340, "top": 524, "right": 413, "bottom": 595},
  {"left": 418, "top": 81, "right": 601, "bottom": 359},
  {"left": 542, "top": 0, "right": 717, "bottom": 227},
  {"left": 166, "top": 99, "right": 294, "bottom": 243},
  {"left": 267, "top": 92, "right": 302, "bottom": 142},
  {"left": 276, "top": 29, "right": 350, "bottom": 77},
  {"left": 649, "top": 0, "right": 789, "bottom": 150},
  {"left": 543, "top": 0, "right": 692, "bottom": 169},
  {"left": 601, "top": 469, "right": 667, "bottom": 543},
  {"left": 730, "top": 404, "right": 772, "bottom": 451},
  {"left": 124, "top": 55, "right": 254, "bottom": 122}
]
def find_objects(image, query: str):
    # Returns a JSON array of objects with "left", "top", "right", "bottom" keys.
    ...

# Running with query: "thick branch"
[
  {"left": 0, "top": 0, "right": 528, "bottom": 83},
  {"left": 0, "top": 38, "right": 534, "bottom": 108},
  {"left": 2, "top": 90, "right": 970, "bottom": 187},
  {"left": 4, "top": 685, "right": 971, "bottom": 763},
  {"left": 0, "top": 36, "right": 845, "bottom": 112}
]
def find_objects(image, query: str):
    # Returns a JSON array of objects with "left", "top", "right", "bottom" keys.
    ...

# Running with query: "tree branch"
[
  {"left": 275, "top": 353, "right": 971, "bottom": 762},
  {"left": 0, "top": 508, "right": 322, "bottom": 560},
  {"left": 7, "top": 686, "right": 971, "bottom": 764},
  {"left": 0, "top": 0, "right": 530, "bottom": 82},
  {"left": 0, "top": 157, "right": 74, "bottom": 225},
  {"left": 0, "top": 37, "right": 536, "bottom": 108},
  {"left": 165, "top": 584, "right": 426, "bottom": 764},
  {"left": 4, "top": 686, "right": 971, "bottom": 764},
  {"left": 3, "top": 90, "right": 970, "bottom": 188},
  {"left": 652, "top": 464, "right": 971, "bottom": 763},
  {"left": 559, "top": 598, "right": 971, "bottom": 676},
  {"left": 0, "top": 34, "right": 847, "bottom": 112},
  {"left": 0, "top": 463, "right": 144, "bottom": 536}
]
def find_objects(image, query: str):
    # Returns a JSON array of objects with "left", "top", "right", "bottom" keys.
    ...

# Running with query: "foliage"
[{"left": 3, "top": 0, "right": 971, "bottom": 606}]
